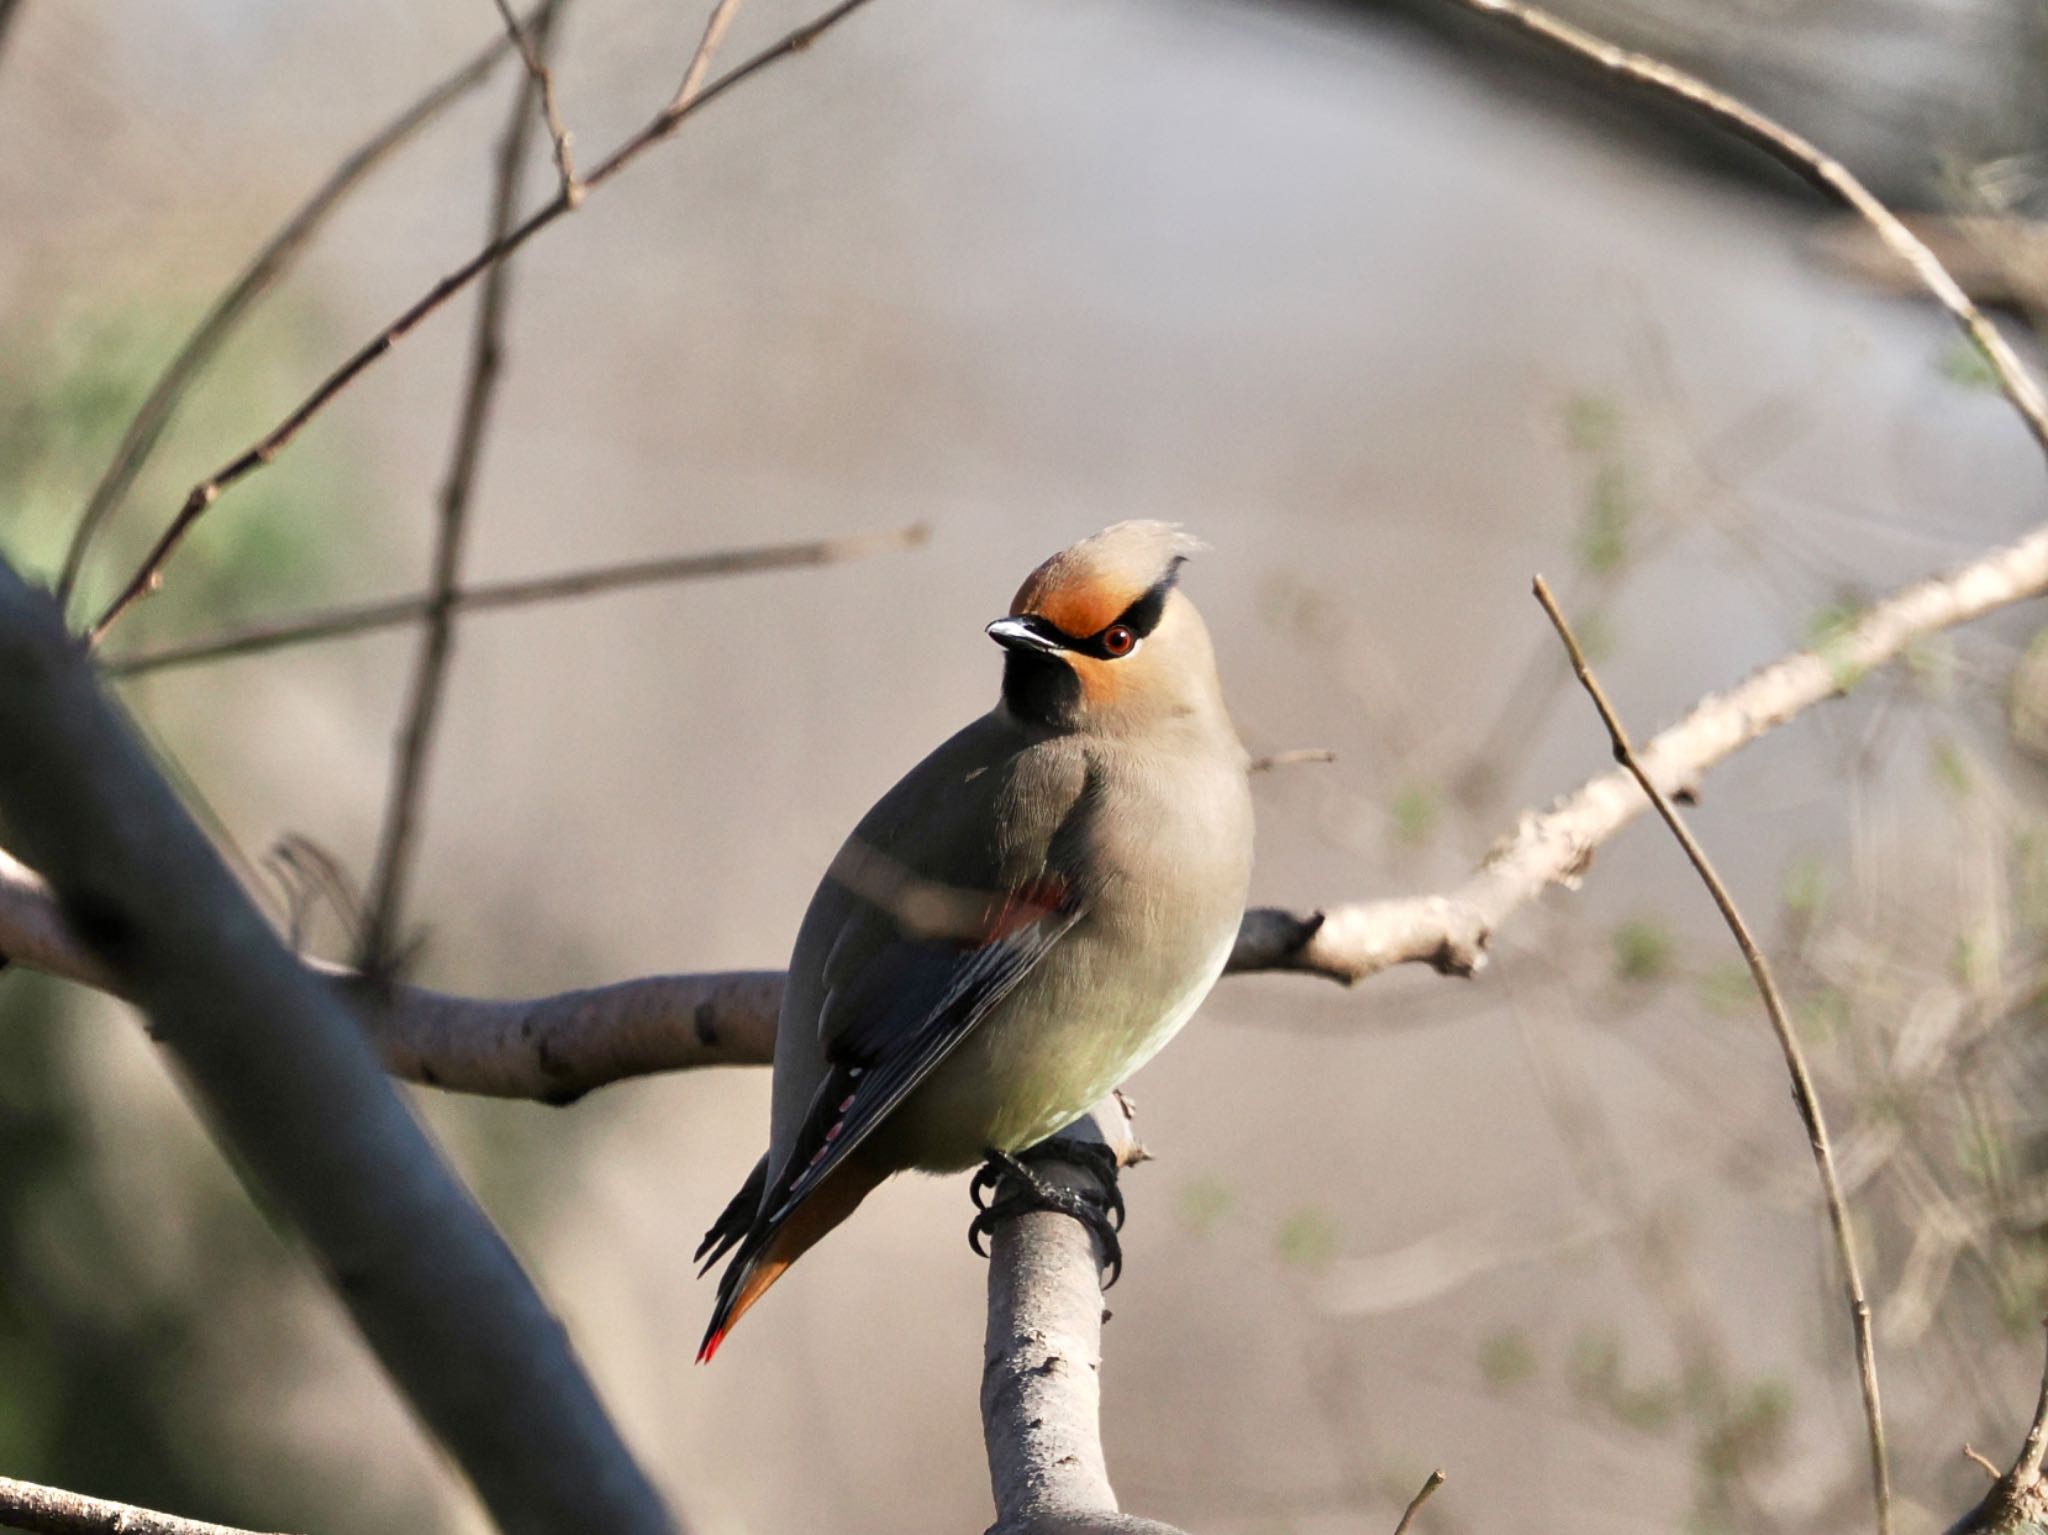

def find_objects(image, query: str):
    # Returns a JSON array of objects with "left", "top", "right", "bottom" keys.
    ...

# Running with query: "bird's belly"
[{"left": 881, "top": 920, "right": 1237, "bottom": 1172}]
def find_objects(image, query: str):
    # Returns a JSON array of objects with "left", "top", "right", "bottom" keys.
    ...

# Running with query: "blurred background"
[{"left": 2, "top": 0, "right": 2047, "bottom": 1530}]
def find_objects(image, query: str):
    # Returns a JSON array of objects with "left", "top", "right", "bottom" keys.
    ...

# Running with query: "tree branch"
[
  {"left": 97, "top": 525, "right": 929, "bottom": 678},
  {"left": 0, "top": 1476, "right": 291, "bottom": 1535},
  {"left": 85, "top": 0, "right": 883, "bottom": 645},
  {"left": 1450, "top": 0, "right": 2048, "bottom": 466},
  {"left": 980, "top": 1101, "right": 1191, "bottom": 1535},
  {"left": 490, "top": 0, "right": 581, "bottom": 204},
  {"left": 53, "top": 11, "right": 528, "bottom": 610},
  {"left": 358, "top": 0, "right": 565, "bottom": 973},
  {"left": 0, "top": 558, "right": 676, "bottom": 1534},
  {"left": 1533, "top": 575, "right": 1891, "bottom": 1535},
  {"left": 9, "top": 520, "right": 2048, "bottom": 1098}
]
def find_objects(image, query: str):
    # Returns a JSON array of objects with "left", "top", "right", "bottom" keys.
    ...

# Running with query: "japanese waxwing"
[{"left": 696, "top": 521, "right": 1253, "bottom": 1360}]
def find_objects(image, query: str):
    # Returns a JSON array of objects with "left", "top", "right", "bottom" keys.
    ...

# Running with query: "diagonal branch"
[
  {"left": 1534, "top": 575, "right": 1891, "bottom": 1535},
  {"left": 85, "top": 0, "right": 883, "bottom": 646},
  {"left": 53, "top": 12, "right": 530, "bottom": 610},
  {"left": 1451, "top": 0, "right": 2048, "bottom": 463},
  {"left": 97, "top": 524, "right": 928, "bottom": 678},
  {"left": 670, "top": 0, "right": 747, "bottom": 115},
  {"left": 357, "top": 0, "right": 565, "bottom": 975},
  {"left": 0, "top": 1476, "right": 291, "bottom": 1535},
  {"left": 0, "top": 561, "right": 677, "bottom": 1533}
]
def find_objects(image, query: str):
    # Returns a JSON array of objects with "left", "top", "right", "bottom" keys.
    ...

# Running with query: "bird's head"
[{"left": 988, "top": 521, "right": 1229, "bottom": 738}]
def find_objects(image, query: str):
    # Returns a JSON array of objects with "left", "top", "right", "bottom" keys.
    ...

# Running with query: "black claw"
[{"left": 966, "top": 1143, "right": 1126, "bottom": 1286}]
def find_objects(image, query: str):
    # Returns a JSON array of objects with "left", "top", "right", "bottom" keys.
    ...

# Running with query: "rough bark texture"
[{"left": 980, "top": 1103, "right": 1191, "bottom": 1535}]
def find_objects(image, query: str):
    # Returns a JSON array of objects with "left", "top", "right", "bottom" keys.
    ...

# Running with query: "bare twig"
[
  {"left": 980, "top": 1100, "right": 1192, "bottom": 1535},
  {"left": 670, "top": 0, "right": 747, "bottom": 114},
  {"left": 1452, "top": 0, "right": 2048, "bottom": 464},
  {"left": 1532, "top": 574, "right": 1890, "bottom": 1535},
  {"left": 1248, "top": 747, "right": 1337, "bottom": 773},
  {"left": 1392, "top": 1469, "right": 1446, "bottom": 1535},
  {"left": 53, "top": 14, "right": 527, "bottom": 610},
  {"left": 357, "top": 0, "right": 563, "bottom": 975},
  {"left": 490, "top": 0, "right": 581, "bottom": 203},
  {"left": 0, "top": 561, "right": 676, "bottom": 1533},
  {"left": 85, "top": 0, "right": 883, "bottom": 645},
  {"left": 99, "top": 524, "right": 928, "bottom": 678},
  {"left": 0, "top": 1477, "right": 290, "bottom": 1535},
  {"left": 1966, "top": 1445, "right": 2006, "bottom": 1481}
]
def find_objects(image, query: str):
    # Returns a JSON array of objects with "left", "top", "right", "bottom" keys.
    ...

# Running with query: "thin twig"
[
  {"left": 99, "top": 524, "right": 928, "bottom": 677},
  {"left": 1532, "top": 574, "right": 1891, "bottom": 1535},
  {"left": 670, "top": 0, "right": 747, "bottom": 114},
  {"left": 0, "top": 1476, "right": 290, "bottom": 1535},
  {"left": 53, "top": 13, "right": 529, "bottom": 610},
  {"left": 1965, "top": 1446, "right": 2005, "bottom": 1481},
  {"left": 85, "top": 0, "right": 882, "bottom": 646},
  {"left": 1248, "top": 747, "right": 1337, "bottom": 773},
  {"left": 1453, "top": 0, "right": 2048, "bottom": 464},
  {"left": 356, "top": 0, "right": 562, "bottom": 974},
  {"left": 490, "top": 0, "right": 581, "bottom": 204},
  {"left": 1392, "top": 1469, "right": 1446, "bottom": 1535}
]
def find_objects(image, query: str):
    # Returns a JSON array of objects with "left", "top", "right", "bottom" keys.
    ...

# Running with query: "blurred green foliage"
[
  {"left": 1477, "top": 1327, "right": 1537, "bottom": 1391},
  {"left": 1612, "top": 918, "right": 1675, "bottom": 983},
  {"left": 1274, "top": 1208, "right": 1339, "bottom": 1274}
]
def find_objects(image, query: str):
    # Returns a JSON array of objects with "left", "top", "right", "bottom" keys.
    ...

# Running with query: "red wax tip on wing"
[{"left": 697, "top": 1328, "right": 726, "bottom": 1364}]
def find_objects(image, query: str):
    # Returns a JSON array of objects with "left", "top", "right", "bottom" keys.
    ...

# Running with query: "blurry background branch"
[
  {"left": 97, "top": 525, "right": 929, "bottom": 677},
  {"left": 83, "top": 0, "right": 881, "bottom": 645},
  {"left": 0, "top": 559, "right": 677, "bottom": 1534},
  {"left": 356, "top": 0, "right": 566, "bottom": 975},
  {"left": 1447, "top": 0, "right": 2048, "bottom": 461},
  {"left": 51, "top": 9, "right": 529, "bottom": 613}
]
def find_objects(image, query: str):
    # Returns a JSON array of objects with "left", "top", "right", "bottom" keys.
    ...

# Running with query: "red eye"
[{"left": 1101, "top": 624, "right": 1136, "bottom": 657}]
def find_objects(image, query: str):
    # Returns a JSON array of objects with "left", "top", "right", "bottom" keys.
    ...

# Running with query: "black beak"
[{"left": 986, "top": 615, "right": 1067, "bottom": 656}]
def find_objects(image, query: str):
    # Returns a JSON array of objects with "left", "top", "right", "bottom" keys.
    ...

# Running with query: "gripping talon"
[{"left": 966, "top": 1144, "right": 1126, "bottom": 1285}]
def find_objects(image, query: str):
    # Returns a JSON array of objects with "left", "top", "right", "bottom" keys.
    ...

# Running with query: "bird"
[{"left": 695, "top": 521, "right": 1254, "bottom": 1361}]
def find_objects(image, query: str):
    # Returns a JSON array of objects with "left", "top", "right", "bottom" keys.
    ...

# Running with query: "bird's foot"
[{"left": 968, "top": 1143, "right": 1125, "bottom": 1286}]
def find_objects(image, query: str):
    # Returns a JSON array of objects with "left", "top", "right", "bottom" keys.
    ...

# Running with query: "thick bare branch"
[
  {"left": 1534, "top": 575, "right": 1890, "bottom": 1535},
  {"left": 1253, "top": 523, "right": 2048, "bottom": 986},
  {"left": 98, "top": 525, "right": 928, "bottom": 678},
  {"left": 9, "top": 522, "right": 2048, "bottom": 1097},
  {"left": 980, "top": 1101, "right": 1191, "bottom": 1535},
  {"left": 86, "top": 0, "right": 883, "bottom": 645},
  {"left": 53, "top": 13, "right": 526, "bottom": 609},
  {"left": 358, "top": 2, "right": 564, "bottom": 973},
  {"left": 0, "top": 560, "right": 675, "bottom": 1535},
  {"left": 0, "top": 1477, "right": 289, "bottom": 1535}
]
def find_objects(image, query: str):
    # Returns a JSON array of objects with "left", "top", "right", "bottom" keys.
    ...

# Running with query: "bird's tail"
[{"left": 698, "top": 1153, "right": 885, "bottom": 1363}]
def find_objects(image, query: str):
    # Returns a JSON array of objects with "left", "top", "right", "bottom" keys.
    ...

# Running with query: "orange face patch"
[{"left": 1011, "top": 555, "right": 1151, "bottom": 643}]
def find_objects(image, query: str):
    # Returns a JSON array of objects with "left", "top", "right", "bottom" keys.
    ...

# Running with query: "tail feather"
[
  {"left": 695, "top": 1154, "right": 767, "bottom": 1274},
  {"left": 697, "top": 1152, "right": 884, "bottom": 1362}
]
